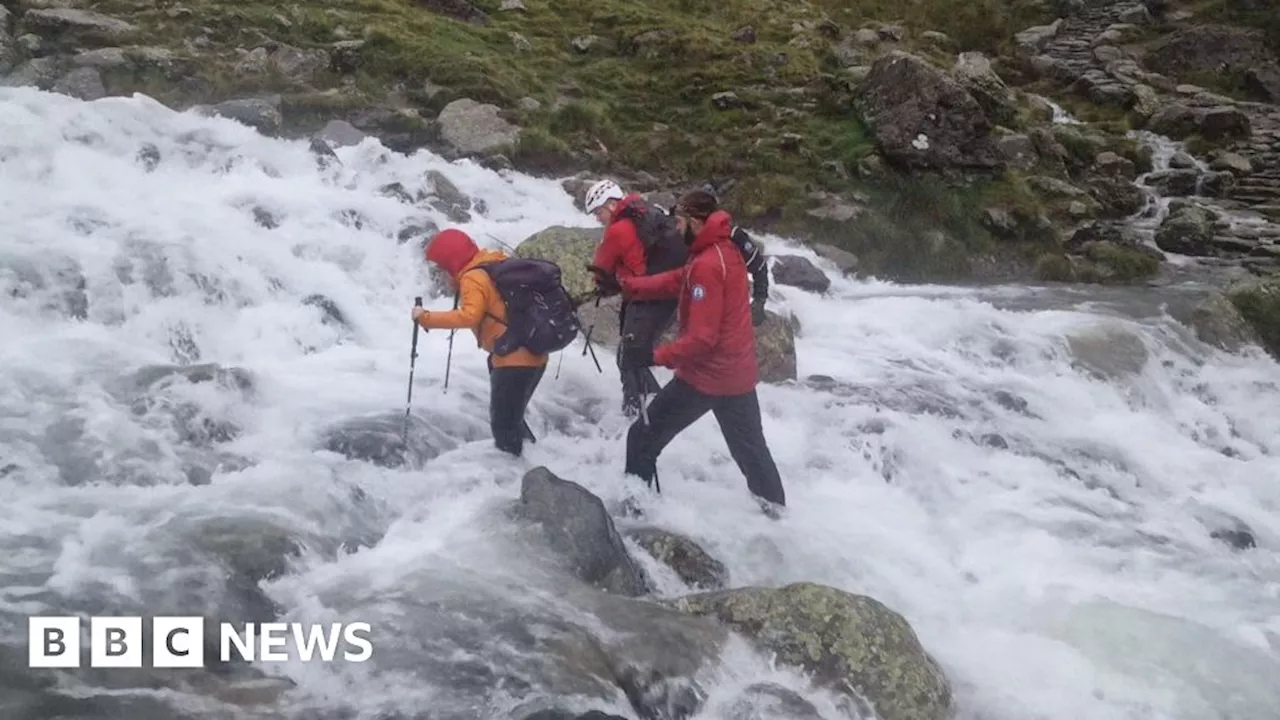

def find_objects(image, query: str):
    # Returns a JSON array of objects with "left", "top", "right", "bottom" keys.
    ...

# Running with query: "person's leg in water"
[
  {"left": 618, "top": 299, "right": 677, "bottom": 418},
  {"left": 624, "top": 377, "right": 715, "bottom": 489},
  {"left": 489, "top": 358, "right": 545, "bottom": 456},
  {"left": 711, "top": 389, "right": 787, "bottom": 516}
]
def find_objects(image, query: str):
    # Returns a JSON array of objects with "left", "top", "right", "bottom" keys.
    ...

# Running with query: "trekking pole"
[
  {"left": 403, "top": 296, "right": 423, "bottom": 442},
  {"left": 443, "top": 290, "right": 458, "bottom": 392}
]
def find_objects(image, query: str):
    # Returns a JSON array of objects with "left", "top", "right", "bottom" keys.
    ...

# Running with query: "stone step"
[
  {"left": 1249, "top": 244, "right": 1280, "bottom": 259},
  {"left": 1256, "top": 205, "right": 1280, "bottom": 220},
  {"left": 1232, "top": 192, "right": 1280, "bottom": 204},
  {"left": 1211, "top": 236, "right": 1258, "bottom": 255}
]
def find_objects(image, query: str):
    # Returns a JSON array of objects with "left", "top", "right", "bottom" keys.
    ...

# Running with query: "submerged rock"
[
  {"left": 625, "top": 527, "right": 728, "bottom": 590},
  {"left": 320, "top": 411, "right": 477, "bottom": 469},
  {"left": 515, "top": 467, "right": 649, "bottom": 597},
  {"left": 665, "top": 582, "right": 952, "bottom": 720}
]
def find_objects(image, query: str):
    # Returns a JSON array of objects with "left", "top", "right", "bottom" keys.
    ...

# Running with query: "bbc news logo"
[{"left": 28, "top": 617, "right": 373, "bottom": 668}]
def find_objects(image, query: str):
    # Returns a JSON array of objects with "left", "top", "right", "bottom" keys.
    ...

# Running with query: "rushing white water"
[{"left": 2, "top": 87, "right": 1280, "bottom": 720}]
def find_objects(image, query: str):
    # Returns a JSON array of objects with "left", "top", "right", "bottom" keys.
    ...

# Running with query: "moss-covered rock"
[
  {"left": 664, "top": 582, "right": 952, "bottom": 720},
  {"left": 624, "top": 527, "right": 728, "bottom": 591},
  {"left": 1176, "top": 291, "right": 1263, "bottom": 353},
  {"left": 1226, "top": 276, "right": 1280, "bottom": 359}
]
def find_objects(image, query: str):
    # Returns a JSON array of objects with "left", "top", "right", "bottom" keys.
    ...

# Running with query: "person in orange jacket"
[{"left": 412, "top": 229, "right": 548, "bottom": 457}]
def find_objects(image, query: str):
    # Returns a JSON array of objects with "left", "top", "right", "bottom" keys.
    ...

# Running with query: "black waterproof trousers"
[
  {"left": 617, "top": 298, "right": 677, "bottom": 417},
  {"left": 624, "top": 377, "right": 786, "bottom": 507},
  {"left": 488, "top": 356, "right": 544, "bottom": 457}
]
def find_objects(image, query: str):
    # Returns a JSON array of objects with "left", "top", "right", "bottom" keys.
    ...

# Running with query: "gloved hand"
[
  {"left": 587, "top": 264, "right": 622, "bottom": 297},
  {"left": 412, "top": 306, "right": 430, "bottom": 326},
  {"left": 620, "top": 345, "right": 655, "bottom": 370},
  {"left": 751, "top": 297, "right": 767, "bottom": 326}
]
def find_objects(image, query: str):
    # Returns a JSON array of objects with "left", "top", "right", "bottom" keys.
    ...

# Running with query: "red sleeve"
[
  {"left": 592, "top": 221, "right": 646, "bottom": 279},
  {"left": 620, "top": 267, "right": 682, "bottom": 300},
  {"left": 654, "top": 258, "right": 721, "bottom": 368}
]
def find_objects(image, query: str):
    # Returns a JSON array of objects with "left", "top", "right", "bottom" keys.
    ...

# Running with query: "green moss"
[
  {"left": 1085, "top": 242, "right": 1160, "bottom": 283},
  {"left": 1034, "top": 252, "right": 1075, "bottom": 282},
  {"left": 1226, "top": 277, "right": 1280, "bottom": 358}
]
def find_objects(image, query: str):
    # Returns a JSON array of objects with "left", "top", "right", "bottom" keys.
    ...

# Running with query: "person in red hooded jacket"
[
  {"left": 599, "top": 190, "right": 786, "bottom": 514},
  {"left": 412, "top": 229, "right": 547, "bottom": 457}
]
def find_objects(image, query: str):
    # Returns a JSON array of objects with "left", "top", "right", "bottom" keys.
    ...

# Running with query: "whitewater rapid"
[{"left": 1, "top": 87, "right": 1279, "bottom": 720}]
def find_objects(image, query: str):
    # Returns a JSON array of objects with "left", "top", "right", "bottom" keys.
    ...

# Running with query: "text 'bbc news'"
[{"left": 28, "top": 617, "right": 374, "bottom": 668}]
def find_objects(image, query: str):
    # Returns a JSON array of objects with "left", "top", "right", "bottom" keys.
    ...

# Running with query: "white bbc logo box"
[{"left": 29, "top": 616, "right": 205, "bottom": 668}]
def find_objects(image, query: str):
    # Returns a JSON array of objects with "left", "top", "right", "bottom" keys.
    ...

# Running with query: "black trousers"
[
  {"left": 617, "top": 299, "right": 677, "bottom": 417},
  {"left": 624, "top": 377, "right": 786, "bottom": 507},
  {"left": 488, "top": 357, "right": 544, "bottom": 456}
]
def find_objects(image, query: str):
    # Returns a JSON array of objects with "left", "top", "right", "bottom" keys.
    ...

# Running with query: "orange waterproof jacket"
[{"left": 416, "top": 230, "right": 547, "bottom": 369}]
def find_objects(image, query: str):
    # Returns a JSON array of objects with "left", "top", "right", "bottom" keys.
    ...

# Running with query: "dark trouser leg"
[
  {"left": 618, "top": 299, "right": 677, "bottom": 417},
  {"left": 711, "top": 389, "right": 787, "bottom": 507},
  {"left": 489, "top": 364, "right": 545, "bottom": 456},
  {"left": 624, "top": 378, "right": 713, "bottom": 487}
]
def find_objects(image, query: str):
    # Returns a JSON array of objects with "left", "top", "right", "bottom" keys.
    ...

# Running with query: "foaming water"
[{"left": 2, "top": 88, "right": 1280, "bottom": 720}]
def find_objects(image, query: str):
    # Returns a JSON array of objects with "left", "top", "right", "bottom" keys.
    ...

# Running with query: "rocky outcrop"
[
  {"left": 1143, "top": 25, "right": 1280, "bottom": 103},
  {"left": 854, "top": 51, "right": 1004, "bottom": 171},
  {"left": 666, "top": 582, "right": 953, "bottom": 720}
]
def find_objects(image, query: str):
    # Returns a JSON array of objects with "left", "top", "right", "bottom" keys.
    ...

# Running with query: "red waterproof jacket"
[
  {"left": 592, "top": 194, "right": 647, "bottom": 281},
  {"left": 621, "top": 210, "right": 759, "bottom": 396}
]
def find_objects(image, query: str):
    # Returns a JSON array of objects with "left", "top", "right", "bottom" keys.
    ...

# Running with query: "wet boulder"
[
  {"left": 665, "top": 582, "right": 953, "bottom": 720},
  {"left": 755, "top": 310, "right": 798, "bottom": 383},
  {"left": 771, "top": 255, "right": 830, "bottom": 293},
  {"left": 320, "top": 411, "right": 472, "bottom": 469},
  {"left": 722, "top": 683, "right": 827, "bottom": 720},
  {"left": 1175, "top": 291, "right": 1261, "bottom": 353},
  {"left": 1225, "top": 276, "right": 1280, "bottom": 359},
  {"left": 514, "top": 467, "right": 649, "bottom": 597},
  {"left": 1155, "top": 204, "right": 1214, "bottom": 256},
  {"left": 625, "top": 527, "right": 728, "bottom": 590}
]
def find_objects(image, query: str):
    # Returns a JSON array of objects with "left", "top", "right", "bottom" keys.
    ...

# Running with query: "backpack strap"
[{"left": 461, "top": 265, "right": 508, "bottom": 329}]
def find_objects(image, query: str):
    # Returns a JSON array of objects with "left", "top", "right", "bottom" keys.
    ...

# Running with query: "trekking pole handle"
[{"left": 414, "top": 296, "right": 423, "bottom": 307}]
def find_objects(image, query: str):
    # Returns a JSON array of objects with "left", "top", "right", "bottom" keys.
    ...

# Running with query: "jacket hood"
[
  {"left": 425, "top": 229, "right": 479, "bottom": 277},
  {"left": 460, "top": 248, "right": 506, "bottom": 274},
  {"left": 689, "top": 210, "right": 732, "bottom": 253},
  {"left": 608, "top": 193, "right": 644, "bottom": 225}
]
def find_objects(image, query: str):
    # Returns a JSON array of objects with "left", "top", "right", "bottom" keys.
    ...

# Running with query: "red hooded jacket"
[
  {"left": 620, "top": 210, "right": 759, "bottom": 396},
  {"left": 591, "top": 194, "right": 647, "bottom": 281}
]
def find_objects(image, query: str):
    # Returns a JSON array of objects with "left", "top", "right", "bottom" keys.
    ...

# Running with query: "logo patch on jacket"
[{"left": 691, "top": 284, "right": 706, "bottom": 301}]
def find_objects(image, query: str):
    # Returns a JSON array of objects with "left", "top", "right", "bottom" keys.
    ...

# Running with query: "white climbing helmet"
[{"left": 584, "top": 179, "right": 625, "bottom": 214}]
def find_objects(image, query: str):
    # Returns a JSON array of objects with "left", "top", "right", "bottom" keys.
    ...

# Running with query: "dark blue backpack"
[{"left": 475, "top": 258, "right": 581, "bottom": 356}]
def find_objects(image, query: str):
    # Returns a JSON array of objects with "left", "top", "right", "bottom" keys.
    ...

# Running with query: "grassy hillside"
[{"left": 83, "top": 0, "right": 1049, "bottom": 226}]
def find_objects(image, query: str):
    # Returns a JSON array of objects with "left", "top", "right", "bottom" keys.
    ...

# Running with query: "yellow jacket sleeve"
[{"left": 415, "top": 271, "right": 488, "bottom": 330}]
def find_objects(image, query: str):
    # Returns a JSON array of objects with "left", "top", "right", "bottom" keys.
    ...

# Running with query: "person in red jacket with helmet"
[
  {"left": 583, "top": 179, "right": 686, "bottom": 419},
  {"left": 598, "top": 189, "right": 786, "bottom": 515}
]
